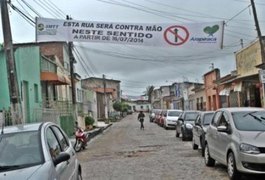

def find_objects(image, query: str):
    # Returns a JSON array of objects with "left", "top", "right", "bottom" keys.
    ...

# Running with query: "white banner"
[{"left": 36, "top": 17, "right": 224, "bottom": 48}]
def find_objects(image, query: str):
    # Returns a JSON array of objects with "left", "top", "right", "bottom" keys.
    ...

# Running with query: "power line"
[
  {"left": 8, "top": 3, "right": 35, "bottom": 26},
  {"left": 15, "top": 0, "right": 34, "bottom": 19},
  {"left": 225, "top": 4, "right": 251, "bottom": 25},
  {"left": 95, "top": 0, "right": 185, "bottom": 22},
  {"left": 32, "top": 0, "right": 58, "bottom": 18},
  {"left": 44, "top": 0, "right": 67, "bottom": 17},
  {"left": 21, "top": 0, "right": 42, "bottom": 17},
  {"left": 36, "top": 0, "right": 64, "bottom": 18},
  {"left": 42, "top": 0, "right": 66, "bottom": 18},
  {"left": 118, "top": 0, "right": 195, "bottom": 22}
]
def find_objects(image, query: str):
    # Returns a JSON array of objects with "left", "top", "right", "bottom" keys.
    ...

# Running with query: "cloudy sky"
[{"left": 1, "top": 0, "right": 265, "bottom": 96}]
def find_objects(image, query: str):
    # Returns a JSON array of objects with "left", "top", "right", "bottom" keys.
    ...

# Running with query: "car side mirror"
[
  {"left": 53, "top": 152, "right": 70, "bottom": 166},
  {"left": 178, "top": 119, "right": 183, "bottom": 123},
  {"left": 217, "top": 125, "right": 231, "bottom": 134}
]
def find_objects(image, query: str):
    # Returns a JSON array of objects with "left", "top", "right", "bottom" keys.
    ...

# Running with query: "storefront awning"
[
  {"left": 219, "top": 88, "right": 230, "bottom": 96},
  {"left": 233, "top": 82, "right": 242, "bottom": 92},
  {"left": 41, "top": 72, "right": 70, "bottom": 85}
]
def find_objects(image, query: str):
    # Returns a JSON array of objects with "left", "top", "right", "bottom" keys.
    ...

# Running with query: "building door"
[
  {"left": 97, "top": 93, "right": 104, "bottom": 119},
  {"left": 22, "top": 81, "right": 30, "bottom": 122}
]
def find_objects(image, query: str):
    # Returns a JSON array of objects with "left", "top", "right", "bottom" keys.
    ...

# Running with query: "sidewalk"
[{"left": 70, "top": 122, "right": 112, "bottom": 147}]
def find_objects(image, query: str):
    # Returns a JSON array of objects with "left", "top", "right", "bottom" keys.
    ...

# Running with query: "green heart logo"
[{"left": 203, "top": 25, "right": 219, "bottom": 36}]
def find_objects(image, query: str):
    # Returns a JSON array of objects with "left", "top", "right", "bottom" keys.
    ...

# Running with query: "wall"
[
  {"left": 0, "top": 46, "right": 42, "bottom": 123},
  {"left": 204, "top": 69, "right": 220, "bottom": 111},
  {"left": 0, "top": 51, "right": 10, "bottom": 109},
  {"left": 82, "top": 78, "right": 120, "bottom": 100},
  {"left": 236, "top": 39, "right": 262, "bottom": 78}
]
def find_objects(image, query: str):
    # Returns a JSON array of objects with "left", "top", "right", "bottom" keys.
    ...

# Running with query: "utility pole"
[
  {"left": 250, "top": 0, "right": 265, "bottom": 107},
  {"left": 240, "top": 39, "right": 244, "bottom": 48},
  {"left": 103, "top": 74, "right": 107, "bottom": 119},
  {"left": 1, "top": 0, "right": 22, "bottom": 124},
  {"left": 66, "top": 16, "right": 77, "bottom": 116},
  {"left": 251, "top": 0, "right": 265, "bottom": 63}
]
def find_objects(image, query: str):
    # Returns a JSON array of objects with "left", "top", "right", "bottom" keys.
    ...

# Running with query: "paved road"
[{"left": 77, "top": 113, "right": 264, "bottom": 180}]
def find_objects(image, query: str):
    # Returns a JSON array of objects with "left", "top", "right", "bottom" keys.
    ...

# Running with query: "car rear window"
[
  {"left": 168, "top": 111, "right": 182, "bottom": 117},
  {"left": 185, "top": 112, "right": 199, "bottom": 121},
  {"left": 203, "top": 113, "right": 214, "bottom": 125}
]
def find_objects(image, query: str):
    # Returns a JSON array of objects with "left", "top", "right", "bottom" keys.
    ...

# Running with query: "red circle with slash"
[{"left": 164, "top": 25, "right": 189, "bottom": 46}]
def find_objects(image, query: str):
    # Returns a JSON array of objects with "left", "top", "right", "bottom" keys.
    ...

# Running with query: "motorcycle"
[{"left": 74, "top": 127, "right": 89, "bottom": 152}]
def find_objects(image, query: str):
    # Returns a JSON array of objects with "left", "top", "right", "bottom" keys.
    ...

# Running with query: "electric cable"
[{"left": 21, "top": 0, "right": 42, "bottom": 17}]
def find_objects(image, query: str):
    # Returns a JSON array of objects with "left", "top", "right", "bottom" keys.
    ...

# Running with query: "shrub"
[{"left": 85, "top": 116, "right": 95, "bottom": 126}]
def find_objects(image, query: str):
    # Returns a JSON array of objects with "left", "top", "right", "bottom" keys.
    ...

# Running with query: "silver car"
[
  {"left": 204, "top": 107, "right": 265, "bottom": 180},
  {"left": 192, "top": 111, "right": 214, "bottom": 156},
  {"left": 0, "top": 122, "right": 82, "bottom": 180}
]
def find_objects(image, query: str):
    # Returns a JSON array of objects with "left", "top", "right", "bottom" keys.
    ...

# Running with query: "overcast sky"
[{"left": 1, "top": 0, "right": 265, "bottom": 96}]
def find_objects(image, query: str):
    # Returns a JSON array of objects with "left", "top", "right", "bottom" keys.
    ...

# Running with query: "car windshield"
[
  {"left": 202, "top": 113, "right": 214, "bottom": 125},
  {"left": 0, "top": 131, "right": 43, "bottom": 171},
  {"left": 232, "top": 111, "right": 265, "bottom": 131},
  {"left": 184, "top": 112, "right": 199, "bottom": 121},
  {"left": 168, "top": 111, "right": 182, "bottom": 117}
]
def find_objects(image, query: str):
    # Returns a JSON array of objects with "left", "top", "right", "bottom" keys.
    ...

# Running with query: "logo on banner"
[
  {"left": 203, "top": 25, "right": 219, "bottom": 36},
  {"left": 37, "top": 23, "right": 45, "bottom": 31},
  {"left": 190, "top": 24, "right": 220, "bottom": 44},
  {"left": 163, "top": 25, "right": 189, "bottom": 46}
]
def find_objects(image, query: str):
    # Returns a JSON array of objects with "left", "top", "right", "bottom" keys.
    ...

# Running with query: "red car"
[{"left": 154, "top": 109, "right": 162, "bottom": 124}]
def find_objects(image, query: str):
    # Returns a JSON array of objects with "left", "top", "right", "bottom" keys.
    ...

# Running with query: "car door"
[
  {"left": 193, "top": 114, "right": 201, "bottom": 145},
  {"left": 46, "top": 126, "right": 75, "bottom": 180},
  {"left": 207, "top": 111, "right": 222, "bottom": 158},
  {"left": 214, "top": 111, "right": 231, "bottom": 164},
  {"left": 51, "top": 126, "right": 77, "bottom": 180},
  {"left": 176, "top": 113, "right": 184, "bottom": 134}
]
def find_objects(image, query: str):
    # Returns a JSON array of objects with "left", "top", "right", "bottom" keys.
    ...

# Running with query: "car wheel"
[
  {"left": 200, "top": 138, "right": 205, "bottom": 157},
  {"left": 182, "top": 132, "right": 186, "bottom": 141},
  {"left": 74, "top": 139, "right": 83, "bottom": 152},
  {"left": 192, "top": 138, "right": 198, "bottom": 150},
  {"left": 227, "top": 152, "right": 241, "bottom": 180},
  {"left": 176, "top": 131, "right": 179, "bottom": 137},
  {"left": 204, "top": 144, "right": 215, "bottom": 167}
]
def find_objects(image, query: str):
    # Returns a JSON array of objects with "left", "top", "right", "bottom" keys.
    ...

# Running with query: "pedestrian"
[{"left": 138, "top": 111, "right": 145, "bottom": 130}]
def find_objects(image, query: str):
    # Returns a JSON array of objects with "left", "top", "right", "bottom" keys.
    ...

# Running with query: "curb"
[{"left": 70, "top": 123, "right": 112, "bottom": 146}]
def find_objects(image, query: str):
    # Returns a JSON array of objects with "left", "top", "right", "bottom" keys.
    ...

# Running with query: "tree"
[
  {"left": 146, "top": 85, "right": 154, "bottom": 102},
  {"left": 113, "top": 101, "right": 129, "bottom": 112}
]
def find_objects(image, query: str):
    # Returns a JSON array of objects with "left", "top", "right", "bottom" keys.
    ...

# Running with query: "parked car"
[
  {"left": 176, "top": 110, "right": 200, "bottom": 141},
  {"left": 204, "top": 107, "right": 265, "bottom": 180},
  {"left": 164, "top": 109, "right": 182, "bottom": 129},
  {"left": 158, "top": 110, "right": 167, "bottom": 127},
  {"left": 149, "top": 109, "right": 158, "bottom": 122},
  {"left": 192, "top": 111, "right": 214, "bottom": 156},
  {"left": 0, "top": 122, "right": 82, "bottom": 180},
  {"left": 127, "top": 109, "right": 133, "bottom": 114},
  {"left": 154, "top": 109, "right": 162, "bottom": 124}
]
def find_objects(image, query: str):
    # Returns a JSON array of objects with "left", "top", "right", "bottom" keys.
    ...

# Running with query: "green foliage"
[
  {"left": 85, "top": 116, "right": 95, "bottom": 126},
  {"left": 113, "top": 101, "right": 122, "bottom": 111},
  {"left": 113, "top": 101, "right": 129, "bottom": 112}
]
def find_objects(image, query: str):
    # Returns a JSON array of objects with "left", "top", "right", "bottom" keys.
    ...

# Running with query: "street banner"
[{"left": 36, "top": 17, "right": 224, "bottom": 48}]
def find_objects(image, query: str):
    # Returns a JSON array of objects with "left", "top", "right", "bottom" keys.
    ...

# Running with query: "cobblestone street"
[{"left": 77, "top": 113, "right": 264, "bottom": 180}]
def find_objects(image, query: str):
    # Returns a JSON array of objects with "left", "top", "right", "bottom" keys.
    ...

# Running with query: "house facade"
[
  {"left": 0, "top": 45, "right": 42, "bottom": 123},
  {"left": 82, "top": 77, "right": 121, "bottom": 120}
]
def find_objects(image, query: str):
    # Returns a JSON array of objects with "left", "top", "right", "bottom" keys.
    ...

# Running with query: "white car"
[{"left": 164, "top": 110, "right": 182, "bottom": 129}]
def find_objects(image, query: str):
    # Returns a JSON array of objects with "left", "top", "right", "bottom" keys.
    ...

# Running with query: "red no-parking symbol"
[{"left": 164, "top": 25, "right": 189, "bottom": 46}]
